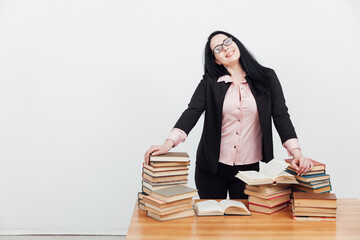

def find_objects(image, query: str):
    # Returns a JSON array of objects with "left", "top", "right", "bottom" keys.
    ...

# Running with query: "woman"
[{"left": 144, "top": 30, "right": 313, "bottom": 199}]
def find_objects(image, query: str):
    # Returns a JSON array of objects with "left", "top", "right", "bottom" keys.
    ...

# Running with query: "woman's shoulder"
[
  {"left": 261, "top": 67, "right": 279, "bottom": 85},
  {"left": 201, "top": 73, "right": 221, "bottom": 84},
  {"left": 262, "top": 67, "right": 276, "bottom": 78}
]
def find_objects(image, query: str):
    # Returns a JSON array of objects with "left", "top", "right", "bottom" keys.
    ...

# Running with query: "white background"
[{"left": 0, "top": 0, "right": 359, "bottom": 235}]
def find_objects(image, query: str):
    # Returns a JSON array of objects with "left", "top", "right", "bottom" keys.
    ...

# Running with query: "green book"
[{"left": 150, "top": 185, "right": 198, "bottom": 202}]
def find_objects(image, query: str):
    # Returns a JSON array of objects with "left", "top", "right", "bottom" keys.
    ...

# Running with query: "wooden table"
[{"left": 126, "top": 199, "right": 360, "bottom": 240}]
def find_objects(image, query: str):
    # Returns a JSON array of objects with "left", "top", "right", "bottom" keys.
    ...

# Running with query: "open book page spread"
[
  {"left": 196, "top": 200, "right": 224, "bottom": 214},
  {"left": 219, "top": 200, "right": 246, "bottom": 210},
  {"left": 239, "top": 170, "right": 272, "bottom": 181},
  {"left": 260, "top": 158, "right": 289, "bottom": 180}
]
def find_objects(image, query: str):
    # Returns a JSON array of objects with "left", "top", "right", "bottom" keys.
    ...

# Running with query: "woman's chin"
[{"left": 224, "top": 58, "right": 240, "bottom": 67}]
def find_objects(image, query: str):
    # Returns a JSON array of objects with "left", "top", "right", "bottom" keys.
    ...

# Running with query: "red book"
[
  {"left": 285, "top": 158, "right": 325, "bottom": 171},
  {"left": 248, "top": 193, "right": 291, "bottom": 208},
  {"left": 249, "top": 202, "right": 289, "bottom": 214},
  {"left": 249, "top": 200, "right": 290, "bottom": 208}
]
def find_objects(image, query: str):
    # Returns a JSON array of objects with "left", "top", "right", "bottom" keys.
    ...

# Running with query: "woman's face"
[{"left": 210, "top": 34, "right": 240, "bottom": 67}]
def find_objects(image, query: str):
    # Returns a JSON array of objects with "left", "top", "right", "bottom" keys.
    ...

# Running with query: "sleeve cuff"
[
  {"left": 283, "top": 138, "right": 301, "bottom": 156},
  {"left": 167, "top": 128, "right": 187, "bottom": 147}
]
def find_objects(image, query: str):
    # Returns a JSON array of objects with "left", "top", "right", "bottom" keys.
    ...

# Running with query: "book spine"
[
  {"left": 249, "top": 201, "right": 290, "bottom": 209},
  {"left": 142, "top": 186, "right": 151, "bottom": 195},
  {"left": 138, "top": 191, "right": 149, "bottom": 199}
]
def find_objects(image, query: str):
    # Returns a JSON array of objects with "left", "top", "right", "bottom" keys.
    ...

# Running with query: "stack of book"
[
  {"left": 142, "top": 152, "right": 190, "bottom": 195},
  {"left": 245, "top": 184, "right": 292, "bottom": 214},
  {"left": 285, "top": 158, "right": 331, "bottom": 193},
  {"left": 292, "top": 192, "right": 337, "bottom": 221},
  {"left": 144, "top": 185, "right": 198, "bottom": 221},
  {"left": 235, "top": 159, "right": 297, "bottom": 214},
  {"left": 137, "top": 152, "right": 190, "bottom": 211}
]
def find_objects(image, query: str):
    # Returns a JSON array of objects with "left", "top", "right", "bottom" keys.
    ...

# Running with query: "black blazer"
[{"left": 174, "top": 70, "right": 297, "bottom": 174}]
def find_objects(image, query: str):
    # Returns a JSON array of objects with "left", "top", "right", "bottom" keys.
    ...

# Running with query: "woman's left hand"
[{"left": 289, "top": 149, "right": 314, "bottom": 176}]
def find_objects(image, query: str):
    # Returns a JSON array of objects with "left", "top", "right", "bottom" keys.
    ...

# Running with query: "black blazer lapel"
[{"left": 214, "top": 80, "right": 231, "bottom": 124}]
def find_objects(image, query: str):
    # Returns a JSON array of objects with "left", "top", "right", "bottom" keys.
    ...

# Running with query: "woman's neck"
[{"left": 224, "top": 61, "right": 246, "bottom": 82}]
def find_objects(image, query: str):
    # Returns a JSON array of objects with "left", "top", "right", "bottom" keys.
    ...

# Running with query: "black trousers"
[{"left": 195, "top": 162, "right": 259, "bottom": 199}]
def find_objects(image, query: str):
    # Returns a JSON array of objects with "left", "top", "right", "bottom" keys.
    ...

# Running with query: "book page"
[
  {"left": 195, "top": 200, "right": 223, "bottom": 214},
  {"left": 219, "top": 200, "right": 247, "bottom": 211},
  {"left": 260, "top": 158, "right": 289, "bottom": 180},
  {"left": 220, "top": 200, "right": 251, "bottom": 215},
  {"left": 238, "top": 170, "right": 271, "bottom": 180}
]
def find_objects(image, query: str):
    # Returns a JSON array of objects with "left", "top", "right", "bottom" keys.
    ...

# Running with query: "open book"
[
  {"left": 194, "top": 200, "right": 251, "bottom": 216},
  {"left": 235, "top": 158, "right": 298, "bottom": 185}
]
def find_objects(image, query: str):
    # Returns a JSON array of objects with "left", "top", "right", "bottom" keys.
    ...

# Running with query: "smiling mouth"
[{"left": 226, "top": 50, "right": 235, "bottom": 58}]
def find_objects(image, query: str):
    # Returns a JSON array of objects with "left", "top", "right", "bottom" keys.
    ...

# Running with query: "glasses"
[{"left": 213, "top": 37, "right": 233, "bottom": 54}]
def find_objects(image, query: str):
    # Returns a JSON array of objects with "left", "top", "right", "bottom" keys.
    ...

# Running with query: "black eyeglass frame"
[{"left": 212, "top": 37, "right": 233, "bottom": 54}]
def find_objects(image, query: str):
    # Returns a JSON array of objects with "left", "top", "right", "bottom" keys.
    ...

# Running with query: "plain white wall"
[{"left": 0, "top": 0, "right": 359, "bottom": 235}]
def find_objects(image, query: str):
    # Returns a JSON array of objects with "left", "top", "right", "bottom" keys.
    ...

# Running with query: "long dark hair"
[{"left": 204, "top": 30, "right": 272, "bottom": 97}]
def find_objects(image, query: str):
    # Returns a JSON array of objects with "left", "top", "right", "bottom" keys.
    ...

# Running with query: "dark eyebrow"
[{"left": 214, "top": 37, "right": 228, "bottom": 47}]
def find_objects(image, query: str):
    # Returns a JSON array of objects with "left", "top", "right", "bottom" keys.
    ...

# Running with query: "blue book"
[
  {"left": 298, "top": 180, "right": 331, "bottom": 189},
  {"left": 292, "top": 184, "right": 332, "bottom": 193},
  {"left": 297, "top": 179, "right": 330, "bottom": 185},
  {"left": 293, "top": 189, "right": 331, "bottom": 194},
  {"left": 294, "top": 173, "right": 330, "bottom": 183}
]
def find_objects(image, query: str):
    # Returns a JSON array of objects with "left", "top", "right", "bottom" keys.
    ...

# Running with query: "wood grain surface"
[{"left": 126, "top": 199, "right": 360, "bottom": 240}]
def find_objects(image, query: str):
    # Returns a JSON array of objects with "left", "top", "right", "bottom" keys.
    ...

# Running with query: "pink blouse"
[{"left": 167, "top": 75, "right": 300, "bottom": 166}]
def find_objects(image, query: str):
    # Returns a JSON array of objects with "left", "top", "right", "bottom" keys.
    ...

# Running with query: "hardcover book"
[
  {"left": 285, "top": 158, "right": 325, "bottom": 171},
  {"left": 145, "top": 203, "right": 194, "bottom": 215},
  {"left": 147, "top": 208, "right": 195, "bottom": 221},
  {"left": 142, "top": 180, "right": 187, "bottom": 191},
  {"left": 143, "top": 167, "right": 189, "bottom": 177},
  {"left": 292, "top": 184, "right": 332, "bottom": 194},
  {"left": 292, "top": 215, "right": 336, "bottom": 221},
  {"left": 235, "top": 158, "right": 298, "bottom": 185},
  {"left": 244, "top": 188, "right": 292, "bottom": 199},
  {"left": 143, "top": 163, "right": 189, "bottom": 172},
  {"left": 150, "top": 152, "right": 189, "bottom": 162},
  {"left": 150, "top": 185, "right": 198, "bottom": 203},
  {"left": 297, "top": 180, "right": 330, "bottom": 189},
  {"left": 292, "top": 192, "right": 337, "bottom": 208},
  {"left": 245, "top": 184, "right": 290, "bottom": 194},
  {"left": 142, "top": 172, "right": 188, "bottom": 183},
  {"left": 194, "top": 200, "right": 251, "bottom": 216},
  {"left": 142, "top": 195, "right": 193, "bottom": 209},
  {"left": 149, "top": 161, "right": 190, "bottom": 167},
  {"left": 293, "top": 173, "right": 330, "bottom": 183},
  {"left": 248, "top": 194, "right": 291, "bottom": 208},
  {"left": 249, "top": 202, "right": 288, "bottom": 214}
]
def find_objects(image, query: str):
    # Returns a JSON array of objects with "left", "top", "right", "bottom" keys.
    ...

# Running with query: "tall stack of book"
[
  {"left": 137, "top": 152, "right": 190, "bottom": 211},
  {"left": 144, "top": 185, "right": 198, "bottom": 221},
  {"left": 292, "top": 192, "right": 337, "bottom": 221},
  {"left": 285, "top": 158, "right": 332, "bottom": 194},
  {"left": 245, "top": 184, "right": 293, "bottom": 214},
  {"left": 235, "top": 159, "right": 298, "bottom": 214}
]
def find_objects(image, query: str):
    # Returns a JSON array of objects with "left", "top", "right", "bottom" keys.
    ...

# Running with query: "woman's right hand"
[{"left": 144, "top": 139, "right": 175, "bottom": 164}]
